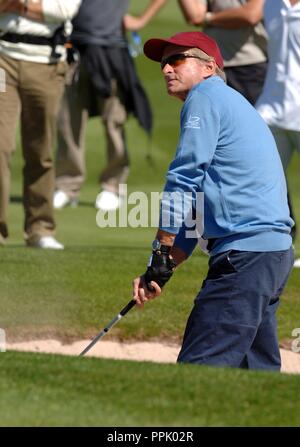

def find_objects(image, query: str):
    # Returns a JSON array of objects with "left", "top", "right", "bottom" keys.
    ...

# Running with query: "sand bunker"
[{"left": 6, "top": 339, "right": 300, "bottom": 374}]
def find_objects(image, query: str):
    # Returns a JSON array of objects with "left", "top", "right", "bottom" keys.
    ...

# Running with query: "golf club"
[{"left": 79, "top": 299, "right": 136, "bottom": 356}]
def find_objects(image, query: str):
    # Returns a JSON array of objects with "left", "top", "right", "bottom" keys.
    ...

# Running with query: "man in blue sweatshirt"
[{"left": 132, "top": 31, "right": 294, "bottom": 370}]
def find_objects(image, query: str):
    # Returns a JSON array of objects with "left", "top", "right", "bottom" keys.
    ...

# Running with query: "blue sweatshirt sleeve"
[
  {"left": 174, "top": 222, "right": 198, "bottom": 258},
  {"left": 159, "top": 86, "right": 220, "bottom": 236}
]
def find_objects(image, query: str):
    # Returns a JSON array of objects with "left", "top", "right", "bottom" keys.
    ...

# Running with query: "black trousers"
[{"left": 225, "top": 61, "right": 267, "bottom": 106}]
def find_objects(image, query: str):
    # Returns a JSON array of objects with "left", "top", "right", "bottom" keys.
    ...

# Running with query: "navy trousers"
[{"left": 177, "top": 247, "right": 294, "bottom": 370}]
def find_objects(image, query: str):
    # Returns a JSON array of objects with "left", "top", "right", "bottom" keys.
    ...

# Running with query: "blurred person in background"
[
  {"left": 0, "top": 0, "right": 81, "bottom": 249},
  {"left": 177, "top": 0, "right": 298, "bottom": 242},
  {"left": 53, "top": 0, "right": 167, "bottom": 212},
  {"left": 256, "top": 0, "right": 300, "bottom": 268},
  {"left": 178, "top": 0, "right": 267, "bottom": 105}
]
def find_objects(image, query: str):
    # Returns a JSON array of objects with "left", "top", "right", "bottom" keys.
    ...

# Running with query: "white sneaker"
[
  {"left": 53, "top": 190, "right": 77, "bottom": 209},
  {"left": 294, "top": 258, "right": 300, "bottom": 268},
  {"left": 95, "top": 190, "right": 122, "bottom": 211},
  {"left": 28, "top": 236, "right": 64, "bottom": 250}
]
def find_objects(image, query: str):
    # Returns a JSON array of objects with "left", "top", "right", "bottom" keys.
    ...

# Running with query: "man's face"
[{"left": 161, "top": 45, "right": 214, "bottom": 101}]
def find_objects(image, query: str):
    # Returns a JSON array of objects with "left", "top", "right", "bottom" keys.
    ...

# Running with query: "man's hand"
[
  {"left": 132, "top": 276, "right": 162, "bottom": 308},
  {"left": 0, "top": 0, "right": 43, "bottom": 21},
  {"left": 0, "top": 0, "right": 24, "bottom": 14},
  {"left": 131, "top": 229, "right": 187, "bottom": 309},
  {"left": 0, "top": 0, "right": 13, "bottom": 14},
  {"left": 144, "top": 250, "right": 177, "bottom": 290},
  {"left": 123, "top": 0, "right": 167, "bottom": 31},
  {"left": 123, "top": 14, "right": 145, "bottom": 31}
]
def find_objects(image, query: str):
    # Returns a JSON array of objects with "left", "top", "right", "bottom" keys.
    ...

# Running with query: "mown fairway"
[
  {"left": 0, "top": 0, "right": 299, "bottom": 427},
  {"left": 1, "top": 352, "right": 300, "bottom": 427}
]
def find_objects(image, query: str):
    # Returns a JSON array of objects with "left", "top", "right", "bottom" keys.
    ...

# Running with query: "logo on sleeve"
[{"left": 184, "top": 114, "right": 202, "bottom": 129}]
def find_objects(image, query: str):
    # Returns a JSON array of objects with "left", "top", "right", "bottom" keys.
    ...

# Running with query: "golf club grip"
[{"left": 120, "top": 299, "right": 136, "bottom": 316}]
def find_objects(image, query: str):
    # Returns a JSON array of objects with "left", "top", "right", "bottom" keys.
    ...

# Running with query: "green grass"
[
  {"left": 0, "top": 243, "right": 299, "bottom": 343},
  {"left": 1, "top": 0, "right": 299, "bottom": 345},
  {"left": 0, "top": 0, "right": 300, "bottom": 428},
  {"left": 0, "top": 351, "right": 299, "bottom": 427},
  {"left": 0, "top": 1, "right": 300, "bottom": 339}
]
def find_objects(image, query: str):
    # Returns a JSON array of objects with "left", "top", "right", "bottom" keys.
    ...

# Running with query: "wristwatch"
[{"left": 151, "top": 239, "right": 171, "bottom": 254}]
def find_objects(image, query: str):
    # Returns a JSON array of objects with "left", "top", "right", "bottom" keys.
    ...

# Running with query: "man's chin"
[
  {"left": 167, "top": 88, "right": 182, "bottom": 100},
  {"left": 167, "top": 86, "right": 178, "bottom": 96}
]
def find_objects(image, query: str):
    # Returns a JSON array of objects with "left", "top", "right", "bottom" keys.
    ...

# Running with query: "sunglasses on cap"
[{"left": 160, "top": 53, "right": 209, "bottom": 70}]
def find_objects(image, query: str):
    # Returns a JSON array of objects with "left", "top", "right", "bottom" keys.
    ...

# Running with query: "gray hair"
[{"left": 184, "top": 48, "right": 226, "bottom": 82}]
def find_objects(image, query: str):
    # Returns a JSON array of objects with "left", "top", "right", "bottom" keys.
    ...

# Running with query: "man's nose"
[{"left": 162, "top": 63, "right": 174, "bottom": 74}]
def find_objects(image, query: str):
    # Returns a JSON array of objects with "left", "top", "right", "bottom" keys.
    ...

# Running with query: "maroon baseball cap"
[{"left": 144, "top": 31, "right": 224, "bottom": 69}]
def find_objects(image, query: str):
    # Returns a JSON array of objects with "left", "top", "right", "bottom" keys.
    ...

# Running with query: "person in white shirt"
[
  {"left": 0, "top": 0, "right": 81, "bottom": 249},
  {"left": 256, "top": 0, "right": 300, "bottom": 268}
]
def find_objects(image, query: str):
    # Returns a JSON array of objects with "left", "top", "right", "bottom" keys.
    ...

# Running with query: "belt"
[
  {"left": 0, "top": 28, "right": 66, "bottom": 46},
  {"left": 0, "top": 32, "right": 57, "bottom": 46},
  {"left": 0, "top": 29, "right": 67, "bottom": 60}
]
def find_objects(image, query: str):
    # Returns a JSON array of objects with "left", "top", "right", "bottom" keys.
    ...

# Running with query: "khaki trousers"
[
  {"left": 55, "top": 63, "right": 129, "bottom": 198},
  {"left": 0, "top": 53, "right": 66, "bottom": 244}
]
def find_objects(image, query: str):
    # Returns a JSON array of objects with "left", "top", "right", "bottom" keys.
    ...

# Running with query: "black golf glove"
[{"left": 144, "top": 246, "right": 177, "bottom": 291}]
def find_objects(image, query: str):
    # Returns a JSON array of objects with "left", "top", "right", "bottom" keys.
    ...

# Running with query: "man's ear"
[{"left": 204, "top": 60, "right": 216, "bottom": 76}]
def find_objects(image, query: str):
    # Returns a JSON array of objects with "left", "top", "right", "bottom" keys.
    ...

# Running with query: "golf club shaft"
[{"left": 79, "top": 299, "right": 136, "bottom": 356}]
